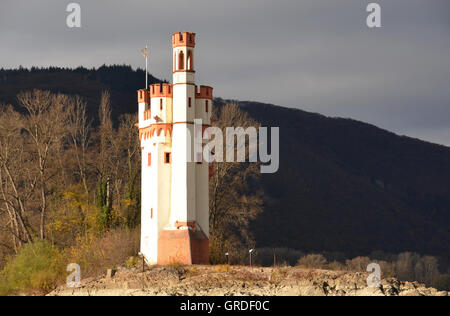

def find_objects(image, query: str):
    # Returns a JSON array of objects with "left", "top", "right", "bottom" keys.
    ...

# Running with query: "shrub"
[
  {"left": 66, "top": 228, "right": 140, "bottom": 278},
  {"left": 270, "top": 269, "right": 286, "bottom": 285},
  {"left": 186, "top": 265, "right": 201, "bottom": 277},
  {"left": 345, "top": 257, "right": 371, "bottom": 272},
  {"left": 0, "top": 241, "right": 65, "bottom": 295},
  {"left": 215, "top": 264, "right": 231, "bottom": 273},
  {"left": 377, "top": 260, "right": 395, "bottom": 278},
  {"left": 327, "top": 261, "right": 345, "bottom": 271},
  {"left": 168, "top": 261, "right": 186, "bottom": 269},
  {"left": 296, "top": 254, "right": 327, "bottom": 269},
  {"left": 432, "top": 274, "right": 450, "bottom": 291},
  {"left": 125, "top": 256, "right": 140, "bottom": 268},
  {"left": 209, "top": 235, "right": 248, "bottom": 265}
]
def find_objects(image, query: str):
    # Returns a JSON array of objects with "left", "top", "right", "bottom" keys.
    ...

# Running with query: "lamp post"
[
  {"left": 249, "top": 249, "right": 255, "bottom": 267},
  {"left": 138, "top": 252, "right": 145, "bottom": 273}
]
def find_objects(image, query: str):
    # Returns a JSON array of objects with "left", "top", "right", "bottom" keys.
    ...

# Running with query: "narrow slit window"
[
  {"left": 205, "top": 100, "right": 209, "bottom": 113},
  {"left": 188, "top": 97, "right": 192, "bottom": 108},
  {"left": 151, "top": 208, "right": 153, "bottom": 219},
  {"left": 160, "top": 99, "right": 163, "bottom": 110},
  {"left": 164, "top": 152, "right": 171, "bottom": 164},
  {"left": 148, "top": 153, "right": 151, "bottom": 166},
  {"left": 174, "top": 52, "right": 176, "bottom": 71}
]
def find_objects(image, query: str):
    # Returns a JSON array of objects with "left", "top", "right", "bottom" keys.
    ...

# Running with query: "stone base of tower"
[{"left": 157, "top": 229, "right": 209, "bottom": 265}]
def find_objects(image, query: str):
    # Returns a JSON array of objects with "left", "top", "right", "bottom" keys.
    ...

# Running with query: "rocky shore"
[{"left": 48, "top": 265, "right": 449, "bottom": 296}]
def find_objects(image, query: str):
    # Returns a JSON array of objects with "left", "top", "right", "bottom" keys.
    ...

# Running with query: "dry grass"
[{"left": 184, "top": 266, "right": 201, "bottom": 278}]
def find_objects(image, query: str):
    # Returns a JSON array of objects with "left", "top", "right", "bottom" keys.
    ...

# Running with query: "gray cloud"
[{"left": 0, "top": 0, "right": 449, "bottom": 145}]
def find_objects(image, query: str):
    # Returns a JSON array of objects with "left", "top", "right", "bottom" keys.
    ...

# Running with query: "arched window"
[
  {"left": 187, "top": 50, "right": 193, "bottom": 70},
  {"left": 178, "top": 50, "right": 185, "bottom": 70}
]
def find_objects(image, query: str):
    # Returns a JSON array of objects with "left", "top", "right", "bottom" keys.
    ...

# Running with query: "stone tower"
[{"left": 137, "top": 32, "right": 212, "bottom": 265}]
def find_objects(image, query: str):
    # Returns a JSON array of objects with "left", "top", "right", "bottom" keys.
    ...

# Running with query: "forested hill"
[
  {"left": 0, "top": 66, "right": 158, "bottom": 123},
  {"left": 1, "top": 66, "right": 449, "bottom": 265},
  {"left": 238, "top": 101, "right": 450, "bottom": 264}
]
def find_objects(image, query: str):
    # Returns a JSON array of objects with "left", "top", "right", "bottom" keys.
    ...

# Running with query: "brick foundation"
[{"left": 157, "top": 229, "right": 209, "bottom": 265}]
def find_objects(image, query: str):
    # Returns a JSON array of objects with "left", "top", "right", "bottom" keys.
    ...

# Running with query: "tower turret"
[{"left": 172, "top": 32, "right": 196, "bottom": 85}]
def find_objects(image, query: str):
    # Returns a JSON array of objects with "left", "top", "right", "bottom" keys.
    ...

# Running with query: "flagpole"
[{"left": 145, "top": 45, "right": 148, "bottom": 89}]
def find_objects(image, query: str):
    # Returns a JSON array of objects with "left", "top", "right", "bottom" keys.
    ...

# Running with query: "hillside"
[
  {"left": 1, "top": 66, "right": 449, "bottom": 267},
  {"left": 0, "top": 66, "right": 158, "bottom": 123},
  {"left": 238, "top": 101, "right": 450, "bottom": 265}
]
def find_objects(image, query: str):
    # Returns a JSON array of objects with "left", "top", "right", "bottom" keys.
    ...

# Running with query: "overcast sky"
[{"left": 1, "top": 0, "right": 449, "bottom": 145}]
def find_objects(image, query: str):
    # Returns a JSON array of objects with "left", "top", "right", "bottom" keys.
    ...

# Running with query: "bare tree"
[
  {"left": 18, "top": 90, "right": 70, "bottom": 240},
  {"left": 209, "top": 104, "right": 263, "bottom": 263},
  {"left": 95, "top": 91, "right": 114, "bottom": 228},
  {"left": 396, "top": 252, "right": 421, "bottom": 281},
  {"left": 67, "top": 96, "right": 92, "bottom": 196},
  {"left": 98, "top": 91, "right": 113, "bottom": 180},
  {"left": 0, "top": 105, "right": 34, "bottom": 246},
  {"left": 116, "top": 113, "right": 141, "bottom": 227},
  {"left": 415, "top": 256, "right": 439, "bottom": 286}
]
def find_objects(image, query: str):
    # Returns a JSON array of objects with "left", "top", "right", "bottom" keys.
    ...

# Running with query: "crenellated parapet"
[
  {"left": 137, "top": 89, "right": 150, "bottom": 103},
  {"left": 196, "top": 85, "right": 213, "bottom": 99},
  {"left": 150, "top": 83, "right": 173, "bottom": 99},
  {"left": 172, "top": 32, "right": 196, "bottom": 48}
]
